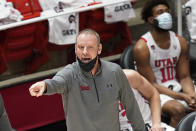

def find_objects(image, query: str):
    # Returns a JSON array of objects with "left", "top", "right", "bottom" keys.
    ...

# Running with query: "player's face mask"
[
  {"left": 154, "top": 12, "right": 173, "bottom": 30},
  {"left": 77, "top": 56, "right": 98, "bottom": 72}
]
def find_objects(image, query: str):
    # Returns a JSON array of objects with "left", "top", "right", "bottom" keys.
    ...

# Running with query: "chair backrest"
[
  {"left": 189, "top": 43, "right": 196, "bottom": 79},
  {"left": 176, "top": 112, "right": 196, "bottom": 131},
  {"left": 119, "top": 45, "right": 135, "bottom": 69}
]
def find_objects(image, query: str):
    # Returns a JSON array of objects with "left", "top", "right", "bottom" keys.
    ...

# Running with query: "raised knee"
[
  {"left": 163, "top": 101, "right": 186, "bottom": 117},
  {"left": 169, "top": 103, "right": 186, "bottom": 117},
  {"left": 173, "top": 104, "right": 185, "bottom": 115}
]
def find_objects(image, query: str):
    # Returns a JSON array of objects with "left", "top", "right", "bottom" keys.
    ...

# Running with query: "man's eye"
[
  {"left": 79, "top": 46, "right": 84, "bottom": 49},
  {"left": 158, "top": 10, "right": 164, "bottom": 15},
  {"left": 167, "top": 10, "right": 171, "bottom": 13}
]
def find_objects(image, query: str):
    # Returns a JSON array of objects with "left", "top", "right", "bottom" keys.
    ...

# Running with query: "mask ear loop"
[{"left": 153, "top": 18, "right": 159, "bottom": 27}]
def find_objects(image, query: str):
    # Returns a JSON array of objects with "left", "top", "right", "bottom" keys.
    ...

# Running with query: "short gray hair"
[{"left": 76, "top": 28, "right": 100, "bottom": 44}]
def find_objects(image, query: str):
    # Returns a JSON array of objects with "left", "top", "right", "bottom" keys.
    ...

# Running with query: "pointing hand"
[{"left": 29, "top": 81, "right": 46, "bottom": 97}]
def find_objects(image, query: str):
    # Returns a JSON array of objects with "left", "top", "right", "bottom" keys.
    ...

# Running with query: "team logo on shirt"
[
  {"left": 54, "top": 5, "right": 63, "bottom": 13},
  {"left": 106, "top": 15, "right": 112, "bottom": 18},
  {"left": 69, "top": 15, "right": 76, "bottom": 23},
  {"left": 80, "top": 86, "right": 90, "bottom": 91},
  {"left": 185, "top": 6, "right": 192, "bottom": 15},
  {"left": 106, "top": 83, "right": 113, "bottom": 89},
  {"left": 62, "top": 29, "right": 76, "bottom": 36},
  {"left": 151, "top": 45, "right": 155, "bottom": 50},
  {"left": 114, "top": 3, "right": 131, "bottom": 12},
  {"left": 155, "top": 56, "right": 177, "bottom": 82}
]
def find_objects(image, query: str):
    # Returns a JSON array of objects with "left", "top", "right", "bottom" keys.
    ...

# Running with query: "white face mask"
[{"left": 155, "top": 12, "right": 173, "bottom": 30}]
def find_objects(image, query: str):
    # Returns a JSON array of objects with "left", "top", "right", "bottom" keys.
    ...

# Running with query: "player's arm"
[
  {"left": 177, "top": 36, "right": 196, "bottom": 108},
  {"left": 133, "top": 39, "right": 185, "bottom": 100},
  {"left": 177, "top": 36, "right": 195, "bottom": 94},
  {"left": 123, "top": 69, "right": 163, "bottom": 130},
  {"left": 118, "top": 68, "right": 146, "bottom": 131}
]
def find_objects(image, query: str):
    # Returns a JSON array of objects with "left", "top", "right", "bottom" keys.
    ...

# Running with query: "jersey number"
[{"left": 160, "top": 66, "right": 175, "bottom": 83}]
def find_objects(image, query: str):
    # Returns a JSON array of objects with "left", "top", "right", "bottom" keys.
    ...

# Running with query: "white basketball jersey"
[
  {"left": 119, "top": 88, "right": 151, "bottom": 130},
  {"left": 119, "top": 102, "right": 133, "bottom": 130},
  {"left": 141, "top": 31, "right": 182, "bottom": 92}
]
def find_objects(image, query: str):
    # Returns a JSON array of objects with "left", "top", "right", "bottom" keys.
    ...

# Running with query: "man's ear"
[
  {"left": 148, "top": 16, "right": 154, "bottom": 24},
  {"left": 75, "top": 44, "right": 77, "bottom": 54},
  {"left": 98, "top": 43, "right": 102, "bottom": 55}
]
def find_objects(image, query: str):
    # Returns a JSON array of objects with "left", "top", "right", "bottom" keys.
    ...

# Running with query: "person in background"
[
  {"left": 29, "top": 28, "right": 146, "bottom": 131},
  {"left": 133, "top": 0, "right": 196, "bottom": 128},
  {"left": 119, "top": 69, "right": 175, "bottom": 131},
  {"left": 0, "top": 95, "right": 14, "bottom": 131}
]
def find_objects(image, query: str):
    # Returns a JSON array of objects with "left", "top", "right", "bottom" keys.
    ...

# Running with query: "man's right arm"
[
  {"left": 29, "top": 69, "right": 71, "bottom": 97},
  {"left": 133, "top": 39, "right": 186, "bottom": 100}
]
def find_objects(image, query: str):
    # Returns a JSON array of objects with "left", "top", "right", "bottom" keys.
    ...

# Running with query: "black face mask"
[{"left": 77, "top": 56, "right": 98, "bottom": 72}]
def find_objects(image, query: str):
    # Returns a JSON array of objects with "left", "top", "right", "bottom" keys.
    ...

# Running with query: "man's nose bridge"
[{"left": 83, "top": 47, "right": 88, "bottom": 54}]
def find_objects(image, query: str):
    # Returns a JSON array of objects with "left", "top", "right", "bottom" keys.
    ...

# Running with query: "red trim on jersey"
[
  {"left": 122, "top": 111, "right": 126, "bottom": 117},
  {"left": 140, "top": 37, "right": 147, "bottom": 43},
  {"left": 175, "top": 33, "right": 178, "bottom": 37},
  {"left": 120, "top": 103, "right": 124, "bottom": 110}
]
